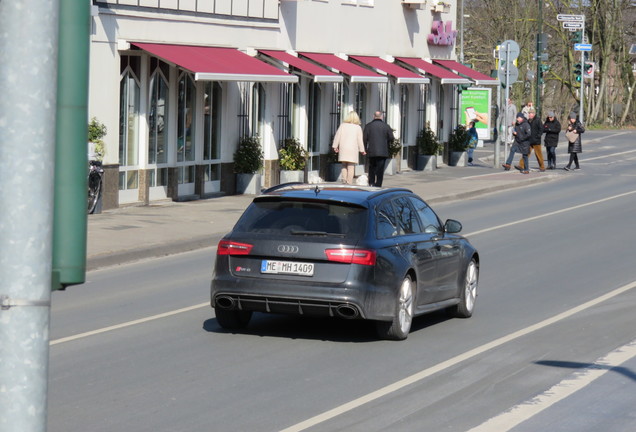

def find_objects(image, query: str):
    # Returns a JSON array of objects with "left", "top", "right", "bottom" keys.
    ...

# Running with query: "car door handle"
[{"left": 410, "top": 244, "right": 418, "bottom": 254}]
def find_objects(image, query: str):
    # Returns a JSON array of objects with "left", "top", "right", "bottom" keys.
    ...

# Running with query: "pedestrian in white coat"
[{"left": 332, "top": 111, "right": 366, "bottom": 184}]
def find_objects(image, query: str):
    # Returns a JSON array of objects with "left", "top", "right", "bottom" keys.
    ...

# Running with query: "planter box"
[
  {"left": 416, "top": 154, "right": 437, "bottom": 171},
  {"left": 449, "top": 151, "right": 467, "bottom": 167},
  {"left": 280, "top": 170, "right": 304, "bottom": 184},
  {"left": 236, "top": 173, "right": 261, "bottom": 195},
  {"left": 384, "top": 158, "right": 396, "bottom": 176},
  {"left": 328, "top": 163, "right": 342, "bottom": 182}
]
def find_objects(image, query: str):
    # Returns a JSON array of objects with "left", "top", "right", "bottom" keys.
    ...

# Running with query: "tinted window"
[
  {"left": 394, "top": 197, "right": 422, "bottom": 235},
  {"left": 408, "top": 197, "right": 442, "bottom": 234},
  {"left": 233, "top": 200, "right": 366, "bottom": 239},
  {"left": 376, "top": 201, "right": 400, "bottom": 238}
]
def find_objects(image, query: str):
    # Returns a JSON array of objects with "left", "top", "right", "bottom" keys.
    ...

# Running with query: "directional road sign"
[
  {"left": 557, "top": 14, "right": 584, "bottom": 21},
  {"left": 563, "top": 22, "right": 583, "bottom": 29},
  {"left": 574, "top": 43, "right": 592, "bottom": 52}
]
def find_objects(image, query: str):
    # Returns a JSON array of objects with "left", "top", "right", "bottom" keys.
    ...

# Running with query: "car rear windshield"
[{"left": 233, "top": 199, "right": 367, "bottom": 239}]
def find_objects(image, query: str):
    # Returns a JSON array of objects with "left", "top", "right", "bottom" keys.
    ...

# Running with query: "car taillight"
[
  {"left": 325, "top": 248, "right": 376, "bottom": 266},
  {"left": 217, "top": 240, "right": 253, "bottom": 255}
]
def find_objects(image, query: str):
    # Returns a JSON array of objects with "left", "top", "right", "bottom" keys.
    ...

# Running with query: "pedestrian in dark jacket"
[
  {"left": 363, "top": 111, "right": 394, "bottom": 187},
  {"left": 517, "top": 108, "right": 545, "bottom": 171},
  {"left": 502, "top": 113, "right": 531, "bottom": 173},
  {"left": 542, "top": 111, "right": 561, "bottom": 169},
  {"left": 564, "top": 112, "right": 584, "bottom": 171}
]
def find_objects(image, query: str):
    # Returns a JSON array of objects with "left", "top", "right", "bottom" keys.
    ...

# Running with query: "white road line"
[
  {"left": 466, "top": 189, "right": 636, "bottom": 238},
  {"left": 50, "top": 302, "right": 209, "bottom": 346},
  {"left": 279, "top": 281, "right": 636, "bottom": 432},
  {"left": 467, "top": 339, "right": 636, "bottom": 432}
]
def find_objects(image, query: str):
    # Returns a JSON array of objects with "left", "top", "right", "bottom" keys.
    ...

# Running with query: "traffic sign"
[
  {"left": 574, "top": 43, "right": 592, "bottom": 51},
  {"left": 498, "top": 63, "right": 519, "bottom": 84},
  {"left": 557, "top": 14, "right": 584, "bottom": 21},
  {"left": 563, "top": 22, "right": 583, "bottom": 29},
  {"left": 499, "top": 40, "right": 520, "bottom": 64}
]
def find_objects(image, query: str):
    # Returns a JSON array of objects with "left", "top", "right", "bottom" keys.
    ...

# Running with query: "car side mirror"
[{"left": 444, "top": 219, "right": 462, "bottom": 234}]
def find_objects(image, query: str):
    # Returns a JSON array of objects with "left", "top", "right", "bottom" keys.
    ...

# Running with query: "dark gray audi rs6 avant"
[{"left": 210, "top": 183, "right": 479, "bottom": 340}]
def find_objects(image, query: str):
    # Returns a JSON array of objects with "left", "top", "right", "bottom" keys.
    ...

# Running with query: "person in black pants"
[
  {"left": 542, "top": 111, "right": 561, "bottom": 169},
  {"left": 564, "top": 112, "right": 584, "bottom": 171},
  {"left": 363, "top": 111, "right": 394, "bottom": 187}
]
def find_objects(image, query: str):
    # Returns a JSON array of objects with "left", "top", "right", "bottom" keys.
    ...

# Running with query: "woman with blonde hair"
[{"left": 332, "top": 111, "right": 366, "bottom": 184}]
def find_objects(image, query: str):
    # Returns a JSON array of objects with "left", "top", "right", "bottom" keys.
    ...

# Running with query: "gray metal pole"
[
  {"left": 579, "top": 20, "right": 586, "bottom": 123},
  {"left": 460, "top": 0, "right": 465, "bottom": 64},
  {"left": 0, "top": 1, "right": 59, "bottom": 431}
]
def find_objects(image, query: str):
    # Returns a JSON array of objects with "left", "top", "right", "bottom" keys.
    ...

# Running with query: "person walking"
[
  {"left": 505, "top": 98, "right": 517, "bottom": 146},
  {"left": 466, "top": 121, "right": 478, "bottom": 165},
  {"left": 521, "top": 101, "right": 534, "bottom": 118},
  {"left": 564, "top": 112, "right": 584, "bottom": 171},
  {"left": 363, "top": 111, "right": 394, "bottom": 187},
  {"left": 502, "top": 112, "right": 531, "bottom": 173},
  {"left": 332, "top": 111, "right": 366, "bottom": 184},
  {"left": 517, "top": 108, "right": 545, "bottom": 171},
  {"left": 542, "top": 110, "right": 561, "bottom": 169}
]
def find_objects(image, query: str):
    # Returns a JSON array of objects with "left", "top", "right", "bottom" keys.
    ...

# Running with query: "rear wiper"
[{"left": 290, "top": 230, "right": 345, "bottom": 237}]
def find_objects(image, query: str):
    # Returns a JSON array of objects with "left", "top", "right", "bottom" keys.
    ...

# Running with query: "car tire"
[
  {"left": 215, "top": 309, "right": 253, "bottom": 329},
  {"left": 450, "top": 258, "right": 478, "bottom": 318},
  {"left": 375, "top": 275, "right": 414, "bottom": 341}
]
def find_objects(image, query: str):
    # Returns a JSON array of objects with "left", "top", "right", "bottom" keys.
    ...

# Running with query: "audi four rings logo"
[{"left": 277, "top": 245, "right": 299, "bottom": 253}]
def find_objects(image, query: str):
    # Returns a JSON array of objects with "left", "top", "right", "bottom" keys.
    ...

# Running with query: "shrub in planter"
[
  {"left": 448, "top": 125, "right": 470, "bottom": 152},
  {"left": 389, "top": 137, "right": 402, "bottom": 158},
  {"left": 233, "top": 135, "right": 263, "bottom": 174},
  {"left": 88, "top": 117, "right": 107, "bottom": 160},
  {"left": 279, "top": 137, "right": 308, "bottom": 171},
  {"left": 417, "top": 126, "right": 441, "bottom": 155}
]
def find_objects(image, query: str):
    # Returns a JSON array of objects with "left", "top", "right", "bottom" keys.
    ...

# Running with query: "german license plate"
[{"left": 261, "top": 260, "right": 314, "bottom": 276}]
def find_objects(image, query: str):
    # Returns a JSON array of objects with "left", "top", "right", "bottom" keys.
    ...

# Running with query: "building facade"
[{"left": 90, "top": 0, "right": 488, "bottom": 209}]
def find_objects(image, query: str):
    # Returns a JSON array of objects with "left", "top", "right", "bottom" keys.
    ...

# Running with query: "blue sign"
[{"left": 574, "top": 43, "right": 592, "bottom": 51}]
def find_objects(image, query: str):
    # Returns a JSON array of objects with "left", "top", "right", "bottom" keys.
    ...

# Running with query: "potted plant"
[
  {"left": 326, "top": 146, "right": 342, "bottom": 182},
  {"left": 278, "top": 137, "right": 308, "bottom": 183},
  {"left": 448, "top": 125, "right": 469, "bottom": 167},
  {"left": 88, "top": 117, "right": 107, "bottom": 161},
  {"left": 234, "top": 135, "right": 263, "bottom": 194},
  {"left": 416, "top": 125, "right": 440, "bottom": 171}
]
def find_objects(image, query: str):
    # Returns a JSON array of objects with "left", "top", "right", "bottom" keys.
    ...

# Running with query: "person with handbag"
[
  {"left": 564, "top": 112, "right": 584, "bottom": 171},
  {"left": 542, "top": 111, "right": 561, "bottom": 169}
]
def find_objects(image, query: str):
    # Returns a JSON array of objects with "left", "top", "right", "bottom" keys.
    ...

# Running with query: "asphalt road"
[{"left": 48, "top": 131, "right": 636, "bottom": 432}]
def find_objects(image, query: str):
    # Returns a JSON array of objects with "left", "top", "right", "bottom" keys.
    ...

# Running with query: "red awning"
[
  {"left": 348, "top": 55, "right": 429, "bottom": 84},
  {"left": 395, "top": 57, "right": 471, "bottom": 85},
  {"left": 433, "top": 60, "right": 498, "bottom": 85},
  {"left": 299, "top": 52, "right": 388, "bottom": 83},
  {"left": 132, "top": 43, "right": 297, "bottom": 83},
  {"left": 259, "top": 50, "right": 342, "bottom": 83}
]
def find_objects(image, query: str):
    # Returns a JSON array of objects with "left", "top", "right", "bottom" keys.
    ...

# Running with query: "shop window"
[
  {"left": 148, "top": 64, "right": 169, "bottom": 165},
  {"left": 204, "top": 164, "right": 221, "bottom": 182},
  {"left": 119, "top": 58, "right": 140, "bottom": 169},
  {"left": 308, "top": 82, "right": 321, "bottom": 153},
  {"left": 177, "top": 73, "right": 196, "bottom": 163},
  {"left": 251, "top": 83, "right": 266, "bottom": 137},
  {"left": 400, "top": 87, "right": 409, "bottom": 144},
  {"left": 204, "top": 82, "right": 222, "bottom": 161},
  {"left": 149, "top": 167, "right": 169, "bottom": 187},
  {"left": 354, "top": 83, "right": 367, "bottom": 125}
]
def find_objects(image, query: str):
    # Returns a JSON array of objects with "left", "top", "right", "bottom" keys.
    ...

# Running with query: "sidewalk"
[{"left": 87, "top": 157, "right": 562, "bottom": 270}]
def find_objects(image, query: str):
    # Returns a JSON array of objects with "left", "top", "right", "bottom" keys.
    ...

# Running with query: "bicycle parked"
[{"left": 87, "top": 160, "right": 104, "bottom": 214}]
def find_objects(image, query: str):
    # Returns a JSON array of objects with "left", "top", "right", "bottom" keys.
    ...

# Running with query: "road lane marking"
[
  {"left": 466, "top": 189, "right": 636, "bottom": 238},
  {"left": 467, "top": 339, "right": 636, "bottom": 432},
  {"left": 50, "top": 302, "right": 209, "bottom": 346},
  {"left": 280, "top": 280, "right": 636, "bottom": 432}
]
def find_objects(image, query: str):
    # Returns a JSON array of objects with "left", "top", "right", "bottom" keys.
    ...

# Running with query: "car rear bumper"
[{"left": 210, "top": 277, "right": 397, "bottom": 321}]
